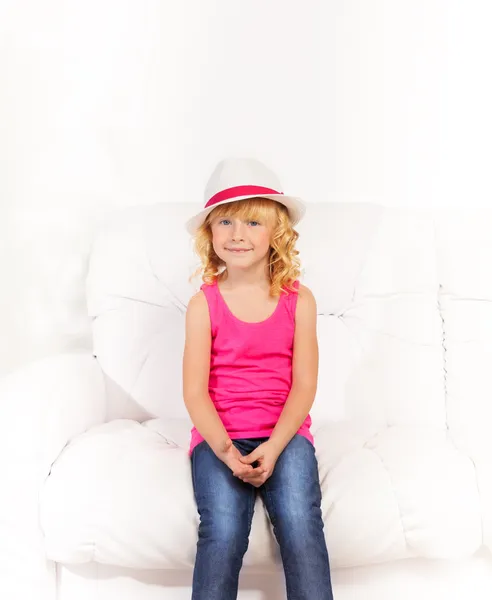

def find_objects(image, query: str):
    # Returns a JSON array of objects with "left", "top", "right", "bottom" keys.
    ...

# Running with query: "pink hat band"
[
  {"left": 205, "top": 185, "right": 284, "bottom": 209},
  {"left": 185, "top": 158, "right": 306, "bottom": 235}
]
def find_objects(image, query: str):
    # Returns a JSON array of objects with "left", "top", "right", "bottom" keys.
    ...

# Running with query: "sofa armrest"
[
  {"left": 0, "top": 352, "right": 107, "bottom": 600},
  {"left": 1, "top": 352, "right": 107, "bottom": 479}
]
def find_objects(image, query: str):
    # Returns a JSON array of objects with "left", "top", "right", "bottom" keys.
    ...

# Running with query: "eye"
[
  {"left": 219, "top": 219, "right": 231, "bottom": 226},
  {"left": 248, "top": 220, "right": 260, "bottom": 227}
]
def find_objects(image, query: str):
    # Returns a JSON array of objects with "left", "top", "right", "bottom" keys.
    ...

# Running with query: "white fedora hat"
[{"left": 185, "top": 157, "right": 306, "bottom": 235}]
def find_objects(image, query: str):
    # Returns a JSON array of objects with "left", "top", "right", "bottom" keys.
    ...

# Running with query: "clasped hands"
[{"left": 219, "top": 438, "right": 281, "bottom": 488}]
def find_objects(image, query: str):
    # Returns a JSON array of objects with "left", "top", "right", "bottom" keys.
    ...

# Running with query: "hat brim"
[{"left": 185, "top": 194, "right": 306, "bottom": 235}]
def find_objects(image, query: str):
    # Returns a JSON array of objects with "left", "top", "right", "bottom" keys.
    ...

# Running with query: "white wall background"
[{"left": 1, "top": 0, "right": 491, "bottom": 375}]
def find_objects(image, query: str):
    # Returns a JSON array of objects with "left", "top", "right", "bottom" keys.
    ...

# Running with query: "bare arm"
[
  {"left": 183, "top": 291, "right": 231, "bottom": 457},
  {"left": 269, "top": 284, "right": 319, "bottom": 454}
]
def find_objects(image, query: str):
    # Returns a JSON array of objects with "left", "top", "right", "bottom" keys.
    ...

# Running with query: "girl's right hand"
[{"left": 217, "top": 439, "right": 256, "bottom": 480}]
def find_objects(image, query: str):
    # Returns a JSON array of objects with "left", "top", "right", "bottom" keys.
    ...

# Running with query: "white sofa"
[{"left": 2, "top": 201, "right": 492, "bottom": 600}]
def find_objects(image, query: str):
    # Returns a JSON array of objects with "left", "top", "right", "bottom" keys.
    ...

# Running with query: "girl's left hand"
[{"left": 237, "top": 440, "right": 282, "bottom": 487}]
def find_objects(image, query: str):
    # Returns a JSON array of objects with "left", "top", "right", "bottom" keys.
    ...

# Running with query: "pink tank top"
[{"left": 188, "top": 278, "right": 314, "bottom": 456}]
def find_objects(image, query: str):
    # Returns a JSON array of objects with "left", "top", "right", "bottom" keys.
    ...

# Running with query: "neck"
[{"left": 219, "top": 261, "right": 271, "bottom": 290}]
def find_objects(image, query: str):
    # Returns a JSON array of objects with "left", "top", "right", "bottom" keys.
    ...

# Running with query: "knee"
[
  {"left": 198, "top": 510, "right": 250, "bottom": 551},
  {"left": 273, "top": 437, "right": 322, "bottom": 498},
  {"left": 272, "top": 499, "right": 325, "bottom": 544}
]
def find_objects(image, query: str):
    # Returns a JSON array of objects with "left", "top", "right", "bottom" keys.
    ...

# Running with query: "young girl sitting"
[{"left": 183, "top": 157, "right": 334, "bottom": 600}]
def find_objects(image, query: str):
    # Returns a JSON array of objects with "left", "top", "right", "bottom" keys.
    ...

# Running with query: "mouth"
[{"left": 226, "top": 248, "right": 252, "bottom": 253}]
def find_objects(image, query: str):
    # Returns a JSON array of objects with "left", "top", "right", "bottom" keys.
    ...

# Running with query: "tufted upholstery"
[{"left": 38, "top": 202, "right": 492, "bottom": 571}]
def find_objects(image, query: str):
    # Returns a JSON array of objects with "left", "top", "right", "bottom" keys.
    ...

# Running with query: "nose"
[{"left": 231, "top": 221, "right": 245, "bottom": 241}]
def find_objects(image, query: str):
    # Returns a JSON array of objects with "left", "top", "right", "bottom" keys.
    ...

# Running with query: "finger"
[
  {"left": 241, "top": 475, "right": 266, "bottom": 487},
  {"left": 249, "top": 466, "right": 266, "bottom": 477},
  {"left": 242, "top": 467, "right": 267, "bottom": 481},
  {"left": 239, "top": 469, "right": 266, "bottom": 481},
  {"left": 233, "top": 466, "right": 253, "bottom": 478},
  {"left": 240, "top": 464, "right": 254, "bottom": 474},
  {"left": 239, "top": 451, "right": 259, "bottom": 465}
]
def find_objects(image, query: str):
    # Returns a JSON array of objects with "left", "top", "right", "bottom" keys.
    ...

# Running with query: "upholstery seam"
[
  {"left": 363, "top": 444, "right": 408, "bottom": 552},
  {"left": 433, "top": 218, "right": 485, "bottom": 548}
]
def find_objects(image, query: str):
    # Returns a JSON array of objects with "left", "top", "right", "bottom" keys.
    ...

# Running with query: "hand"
[
  {"left": 216, "top": 439, "right": 256, "bottom": 480},
  {"left": 237, "top": 440, "right": 282, "bottom": 488}
]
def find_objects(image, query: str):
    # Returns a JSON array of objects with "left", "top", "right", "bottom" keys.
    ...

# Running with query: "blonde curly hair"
[{"left": 189, "top": 197, "right": 301, "bottom": 297}]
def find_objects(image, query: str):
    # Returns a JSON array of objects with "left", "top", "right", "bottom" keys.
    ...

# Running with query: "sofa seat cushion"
[{"left": 39, "top": 418, "right": 483, "bottom": 570}]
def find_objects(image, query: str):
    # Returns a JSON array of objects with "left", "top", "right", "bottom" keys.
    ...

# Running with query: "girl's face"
[{"left": 209, "top": 212, "right": 273, "bottom": 270}]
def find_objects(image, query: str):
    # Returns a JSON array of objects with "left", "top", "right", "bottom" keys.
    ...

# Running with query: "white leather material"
[
  {"left": 33, "top": 202, "right": 492, "bottom": 569},
  {"left": 0, "top": 352, "right": 108, "bottom": 600},
  {"left": 39, "top": 417, "right": 483, "bottom": 570}
]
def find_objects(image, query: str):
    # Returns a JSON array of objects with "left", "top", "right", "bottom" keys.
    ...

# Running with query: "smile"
[{"left": 226, "top": 249, "right": 252, "bottom": 253}]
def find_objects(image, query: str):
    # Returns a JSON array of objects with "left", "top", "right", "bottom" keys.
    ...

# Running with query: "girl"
[{"left": 183, "top": 158, "right": 333, "bottom": 600}]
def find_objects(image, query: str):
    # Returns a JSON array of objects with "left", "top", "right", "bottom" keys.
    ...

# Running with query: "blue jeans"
[{"left": 190, "top": 434, "right": 334, "bottom": 600}]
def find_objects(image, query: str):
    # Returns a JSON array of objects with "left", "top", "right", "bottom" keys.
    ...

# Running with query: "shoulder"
[
  {"left": 294, "top": 283, "right": 317, "bottom": 323},
  {"left": 187, "top": 289, "right": 207, "bottom": 310},
  {"left": 186, "top": 290, "right": 210, "bottom": 324},
  {"left": 297, "top": 283, "right": 316, "bottom": 307}
]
